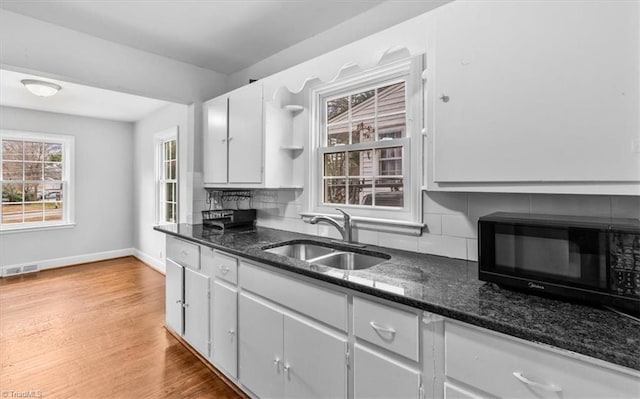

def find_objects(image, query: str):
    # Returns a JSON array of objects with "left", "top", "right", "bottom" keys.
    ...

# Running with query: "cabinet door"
[
  {"left": 184, "top": 267, "right": 210, "bottom": 357},
  {"left": 165, "top": 259, "right": 184, "bottom": 335},
  {"left": 228, "top": 83, "right": 263, "bottom": 184},
  {"left": 443, "top": 382, "right": 484, "bottom": 399},
  {"left": 213, "top": 280, "right": 238, "bottom": 378},
  {"left": 239, "top": 293, "right": 283, "bottom": 399},
  {"left": 204, "top": 96, "right": 228, "bottom": 184},
  {"left": 431, "top": 1, "right": 639, "bottom": 184},
  {"left": 354, "top": 344, "right": 420, "bottom": 399},
  {"left": 283, "top": 314, "right": 347, "bottom": 399}
]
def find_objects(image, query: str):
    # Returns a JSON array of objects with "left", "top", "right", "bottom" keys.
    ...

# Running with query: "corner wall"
[
  {"left": 0, "top": 106, "right": 134, "bottom": 268},
  {"left": 133, "top": 103, "right": 189, "bottom": 273}
]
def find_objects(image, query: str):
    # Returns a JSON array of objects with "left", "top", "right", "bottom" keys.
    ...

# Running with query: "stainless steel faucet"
[{"left": 310, "top": 208, "right": 354, "bottom": 244}]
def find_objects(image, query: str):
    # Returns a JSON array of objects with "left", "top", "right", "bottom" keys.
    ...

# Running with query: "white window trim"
[
  {"left": 154, "top": 126, "right": 178, "bottom": 225},
  {"left": 0, "top": 129, "right": 75, "bottom": 233},
  {"left": 307, "top": 56, "right": 424, "bottom": 233}
]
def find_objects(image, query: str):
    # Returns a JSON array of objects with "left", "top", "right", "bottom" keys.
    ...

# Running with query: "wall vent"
[{"left": 2, "top": 264, "right": 39, "bottom": 277}]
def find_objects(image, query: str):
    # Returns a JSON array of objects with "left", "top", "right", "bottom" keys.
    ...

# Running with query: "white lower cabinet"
[
  {"left": 212, "top": 280, "right": 238, "bottom": 378},
  {"left": 239, "top": 292, "right": 347, "bottom": 399},
  {"left": 165, "top": 257, "right": 210, "bottom": 359},
  {"left": 354, "top": 343, "right": 421, "bottom": 399},
  {"left": 183, "top": 268, "right": 210, "bottom": 357},
  {"left": 443, "top": 382, "right": 483, "bottom": 399},
  {"left": 445, "top": 321, "right": 640, "bottom": 399},
  {"left": 165, "top": 259, "right": 184, "bottom": 335}
]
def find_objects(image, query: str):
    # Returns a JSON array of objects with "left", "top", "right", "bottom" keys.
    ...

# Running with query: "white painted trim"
[
  {"left": 0, "top": 128, "right": 76, "bottom": 227},
  {"left": 154, "top": 126, "right": 179, "bottom": 225},
  {"left": 1, "top": 248, "right": 134, "bottom": 274},
  {"left": 133, "top": 249, "right": 166, "bottom": 274}
]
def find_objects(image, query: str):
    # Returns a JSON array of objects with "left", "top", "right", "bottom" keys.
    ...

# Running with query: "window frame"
[
  {"left": 0, "top": 129, "right": 75, "bottom": 232},
  {"left": 155, "top": 127, "right": 178, "bottom": 225},
  {"left": 308, "top": 57, "right": 423, "bottom": 227}
]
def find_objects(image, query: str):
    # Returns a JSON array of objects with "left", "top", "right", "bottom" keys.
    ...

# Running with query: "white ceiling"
[
  {"left": 0, "top": 0, "right": 385, "bottom": 75},
  {"left": 0, "top": 69, "right": 171, "bottom": 123}
]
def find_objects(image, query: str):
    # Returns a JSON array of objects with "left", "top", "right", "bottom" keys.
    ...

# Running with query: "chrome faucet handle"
[{"left": 335, "top": 207, "right": 351, "bottom": 221}]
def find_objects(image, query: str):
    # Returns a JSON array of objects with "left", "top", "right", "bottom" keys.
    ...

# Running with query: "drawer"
[
  {"left": 353, "top": 296, "right": 419, "bottom": 361},
  {"left": 240, "top": 262, "right": 347, "bottom": 331},
  {"left": 166, "top": 236, "right": 200, "bottom": 269},
  {"left": 213, "top": 250, "right": 238, "bottom": 284},
  {"left": 445, "top": 321, "right": 640, "bottom": 399}
]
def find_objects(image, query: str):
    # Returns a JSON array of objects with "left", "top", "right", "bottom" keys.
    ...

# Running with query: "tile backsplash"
[{"left": 206, "top": 188, "right": 639, "bottom": 262}]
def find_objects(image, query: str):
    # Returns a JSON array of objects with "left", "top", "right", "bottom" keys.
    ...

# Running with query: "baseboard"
[
  {"left": 133, "top": 249, "right": 165, "bottom": 274},
  {"left": 1, "top": 248, "right": 135, "bottom": 276}
]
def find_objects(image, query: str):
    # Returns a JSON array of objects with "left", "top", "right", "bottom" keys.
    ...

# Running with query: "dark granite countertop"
[{"left": 154, "top": 223, "right": 640, "bottom": 372}]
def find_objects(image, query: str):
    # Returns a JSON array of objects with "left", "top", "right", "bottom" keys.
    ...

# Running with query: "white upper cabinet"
[
  {"left": 425, "top": 0, "right": 640, "bottom": 195},
  {"left": 228, "top": 82, "right": 263, "bottom": 184},
  {"left": 203, "top": 96, "right": 229, "bottom": 184},
  {"left": 204, "top": 83, "right": 263, "bottom": 186},
  {"left": 203, "top": 82, "right": 304, "bottom": 188}
]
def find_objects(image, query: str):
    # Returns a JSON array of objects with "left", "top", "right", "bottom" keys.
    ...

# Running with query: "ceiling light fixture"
[{"left": 21, "top": 79, "right": 62, "bottom": 97}]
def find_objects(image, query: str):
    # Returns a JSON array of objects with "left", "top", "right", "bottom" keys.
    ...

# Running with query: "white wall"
[
  {"left": 0, "top": 106, "right": 134, "bottom": 268},
  {"left": 133, "top": 103, "right": 189, "bottom": 272},
  {"left": 0, "top": 9, "right": 228, "bottom": 104}
]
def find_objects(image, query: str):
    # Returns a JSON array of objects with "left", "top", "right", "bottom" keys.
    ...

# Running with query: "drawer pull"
[
  {"left": 219, "top": 265, "right": 230, "bottom": 274},
  {"left": 369, "top": 321, "right": 396, "bottom": 339},
  {"left": 512, "top": 372, "right": 562, "bottom": 393}
]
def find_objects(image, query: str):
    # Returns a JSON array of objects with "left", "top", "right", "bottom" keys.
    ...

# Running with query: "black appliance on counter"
[
  {"left": 478, "top": 212, "right": 640, "bottom": 315},
  {"left": 202, "top": 209, "right": 256, "bottom": 229}
]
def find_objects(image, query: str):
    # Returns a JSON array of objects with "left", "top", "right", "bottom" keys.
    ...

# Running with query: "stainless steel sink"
[
  {"left": 263, "top": 240, "right": 389, "bottom": 270},
  {"left": 264, "top": 242, "right": 336, "bottom": 260}
]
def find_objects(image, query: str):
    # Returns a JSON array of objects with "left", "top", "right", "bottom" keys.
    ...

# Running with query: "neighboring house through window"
[
  {"left": 1, "top": 130, "right": 74, "bottom": 230},
  {"left": 311, "top": 57, "right": 423, "bottom": 227},
  {"left": 156, "top": 127, "right": 178, "bottom": 224}
]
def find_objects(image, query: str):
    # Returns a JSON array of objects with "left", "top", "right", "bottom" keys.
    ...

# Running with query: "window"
[
  {"left": 1, "top": 130, "right": 74, "bottom": 230},
  {"left": 156, "top": 128, "right": 178, "bottom": 224},
  {"left": 311, "top": 57, "right": 423, "bottom": 226}
]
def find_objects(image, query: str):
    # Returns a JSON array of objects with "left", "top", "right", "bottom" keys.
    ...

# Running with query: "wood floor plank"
[{"left": 0, "top": 257, "right": 244, "bottom": 399}]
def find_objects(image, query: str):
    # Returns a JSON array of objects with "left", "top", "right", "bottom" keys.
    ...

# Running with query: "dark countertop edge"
[{"left": 154, "top": 226, "right": 639, "bottom": 373}]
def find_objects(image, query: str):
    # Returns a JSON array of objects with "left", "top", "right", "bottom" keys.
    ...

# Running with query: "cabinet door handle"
[
  {"left": 228, "top": 329, "right": 235, "bottom": 336},
  {"left": 439, "top": 93, "right": 450, "bottom": 103},
  {"left": 219, "top": 265, "right": 230, "bottom": 274},
  {"left": 221, "top": 138, "right": 227, "bottom": 143},
  {"left": 273, "top": 358, "right": 281, "bottom": 372},
  {"left": 228, "top": 136, "right": 233, "bottom": 142},
  {"left": 512, "top": 372, "right": 562, "bottom": 392},
  {"left": 283, "top": 364, "right": 291, "bottom": 378},
  {"left": 175, "top": 299, "right": 182, "bottom": 304},
  {"left": 182, "top": 302, "right": 189, "bottom": 308},
  {"left": 369, "top": 321, "right": 396, "bottom": 337}
]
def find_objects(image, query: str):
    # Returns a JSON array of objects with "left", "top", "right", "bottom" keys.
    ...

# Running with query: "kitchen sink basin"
[
  {"left": 263, "top": 240, "right": 389, "bottom": 270},
  {"left": 264, "top": 242, "right": 335, "bottom": 261}
]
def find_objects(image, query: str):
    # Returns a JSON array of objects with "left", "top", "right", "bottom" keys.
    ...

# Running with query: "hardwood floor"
[{"left": 0, "top": 257, "right": 244, "bottom": 399}]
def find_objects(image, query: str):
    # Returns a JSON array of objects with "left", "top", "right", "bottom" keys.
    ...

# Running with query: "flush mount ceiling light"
[{"left": 21, "top": 79, "right": 62, "bottom": 97}]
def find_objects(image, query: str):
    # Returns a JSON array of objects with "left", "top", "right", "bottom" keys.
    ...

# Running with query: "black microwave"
[{"left": 478, "top": 212, "right": 640, "bottom": 315}]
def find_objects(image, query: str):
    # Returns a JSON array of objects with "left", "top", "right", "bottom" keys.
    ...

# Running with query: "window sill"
[
  {"left": 300, "top": 212, "right": 424, "bottom": 236},
  {"left": 0, "top": 222, "right": 76, "bottom": 234}
]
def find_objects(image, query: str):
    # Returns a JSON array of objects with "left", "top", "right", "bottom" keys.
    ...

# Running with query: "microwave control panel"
[{"left": 610, "top": 233, "right": 640, "bottom": 298}]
